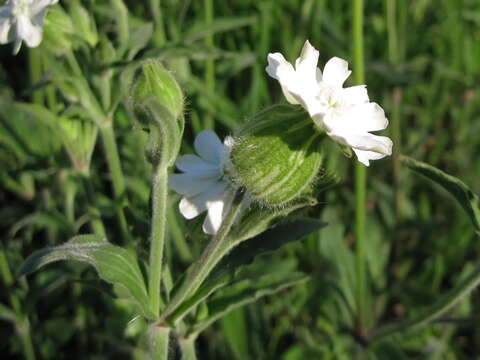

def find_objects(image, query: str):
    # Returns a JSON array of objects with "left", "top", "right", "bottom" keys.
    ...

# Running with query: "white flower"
[
  {"left": 266, "top": 40, "right": 393, "bottom": 166},
  {"left": 0, "top": 0, "right": 58, "bottom": 54},
  {"left": 169, "top": 130, "right": 234, "bottom": 235}
]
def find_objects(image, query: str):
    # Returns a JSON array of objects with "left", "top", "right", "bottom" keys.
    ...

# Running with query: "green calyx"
[{"left": 230, "top": 105, "right": 324, "bottom": 207}]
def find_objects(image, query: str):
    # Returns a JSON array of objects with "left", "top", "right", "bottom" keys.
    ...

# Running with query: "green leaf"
[
  {"left": 190, "top": 271, "right": 309, "bottom": 335},
  {"left": 127, "top": 23, "right": 153, "bottom": 60},
  {"left": 168, "top": 218, "right": 326, "bottom": 323},
  {"left": 18, "top": 235, "right": 154, "bottom": 319},
  {"left": 184, "top": 16, "right": 256, "bottom": 43},
  {"left": 401, "top": 155, "right": 480, "bottom": 234},
  {"left": 0, "top": 99, "right": 61, "bottom": 162},
  {"left": 223, "top": 218, "right": 327, "bottom": 271}
]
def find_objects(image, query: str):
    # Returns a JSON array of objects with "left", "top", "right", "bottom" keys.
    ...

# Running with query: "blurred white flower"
[
  {"left": 0, "top": 0, "right": 58, "bottom": 54},
  {"left": 266, "top": 40, "right": 393, "bottom": 166},
  {"left": 169, "top": 130, "right": 234, "bottom": 235}
]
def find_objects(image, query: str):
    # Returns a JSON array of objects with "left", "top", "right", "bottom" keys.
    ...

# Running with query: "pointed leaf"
[
  {"left": 401, "top": 155, "right": 480, "bottom": 234},
  {"left": 18, "top": 235, "right": 154, "bottom": 318},
  {"left": 169, "top": 218, "right": 326, "bottom": 323},
  {"left": 191, "top": 271, "right": 309, "bottom": 335}
]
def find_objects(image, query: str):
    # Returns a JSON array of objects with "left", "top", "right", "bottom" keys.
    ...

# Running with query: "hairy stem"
[
  {"left": 149, "top": 326, "right": 170, "bottom": 360},
  {"left": 179, "top": 335, "right": 198, "bottom": 360},
  {"left": 149, "top": 165, "right": 169, "bottom": 316},
  {"left": 160, "top": 192, "right": 243, "bottom": 323}
]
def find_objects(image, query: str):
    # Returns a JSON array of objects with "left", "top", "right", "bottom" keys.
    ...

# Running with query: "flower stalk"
[
  {"left": 149, "top": 325, "right": 170, "bottom": 360},
  {"left": 160, "top": 191, "right": 244, "bottom": 323},
  {"left": 149, "top": 164, "right": 169, "bottom": 316},
  {"left": 179, "top": 335, "right": 198, "bottom": 360},
  {"left": 353, "top": 0, "right": 368, "bottom": 334}
]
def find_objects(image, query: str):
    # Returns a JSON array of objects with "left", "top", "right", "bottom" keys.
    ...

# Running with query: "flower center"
[
  {"left": 315, "top": 84, "right": 344, "bottom": 114},
  {"left": 218, "top": 136, "right": 235, "bottom": 183}
]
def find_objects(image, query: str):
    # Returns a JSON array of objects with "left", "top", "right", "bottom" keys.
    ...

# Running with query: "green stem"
[
  {"left": 160, "top": 192, "right": 243, "bottom": 323},
  {"left": 149, "top": 326, "right": 170, "bottom": 360},
  {"left": 203, "top": 0, "right": 215, "bottom": 129},
  {"left": 82, "top": 176, "right": 107, "bottom": 237},
  {"left": 353, "top": 0, "right": 368, "bottom": 334},
  {"left": 99, "top": 124, "right": 131, "bottom": 243},
  {"left": 370, "top": 264, "right": 480, "bottom": 342},
  {"left": 149, "top": 165, "right": 169, "bottom": 316},
  {"left": 386, "top": 0, "right": 403, "bottom": 218},
  {"left": 18, "top": 319, "right": 36, "bottom": 360},
  {"left": 179, "top": 336, "right": 198, "bottom": 360},
  {"left": 150, "top": 0, "right": 167, "bottom": 46},
  {"left": 28, "top": 48, "right": 43, "bottom": 105}
]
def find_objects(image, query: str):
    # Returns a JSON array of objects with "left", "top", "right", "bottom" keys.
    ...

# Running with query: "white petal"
[
  {"left": 323, "top": 102, "right": 389, "bottom": 135},
  {"left": 266, "top": 52, "right": 301, "bottom": 105},
  {"left": 194, "top": 130, "right": 225, "bottom": 164},
  {"left": 12, "top": 38, "right": 21, "bottom": 54},
  {"left": 16, "top": 14, "right": 42, "bottom": 47},
  {"left": 202, "top": 188, "right": 233, "bottom": 235},
  {"left": 178, "top": 181, "right": 227, "bottom": 220},
  {"left": 0, "top": 15, "right": 13, "bottom": 44},
  {"left": 322, "top": 57, "right": 351, "bottom": 88},
  {"left": 295, "top": 40, "right": 320, "bottom": 89},
  {"left": 342, "top": 85, "right": 369, "bottom": 105},
  {"left": 331, "top": 131, "right": 393, "bottom": 156},
  {"left": 31, "top": 0, "right": 58, "bottom": 18},
  {"left": 175, "top": 154, "right": 220, "bottom": 178},
  {"left": 169, "top": 173, "right": 218, "bottom": 197},
  {"left": 346, "top": 103, "right": 389, "bottom": 132},
  {"left": 352, "top": 148, "right": 389, "bottom": 166}
]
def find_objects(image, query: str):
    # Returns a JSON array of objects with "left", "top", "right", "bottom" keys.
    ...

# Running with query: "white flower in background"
[
  {"left": 169, "top": 130, "right": 235, "bottom": 235},
  {"left": 0, "top": 0, "right": 58, "bottom": 54},
  {"left": 266, "top": 40, "right": 393, "bottom": 166}
]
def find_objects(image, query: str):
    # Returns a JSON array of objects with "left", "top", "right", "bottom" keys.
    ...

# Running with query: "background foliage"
[{"left": 1, "top": 0, "right": 480, "bottom": 358}]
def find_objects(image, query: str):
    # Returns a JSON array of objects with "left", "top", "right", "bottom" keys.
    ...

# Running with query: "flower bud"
[
  {"left": 131, "top": 60, "right": 184, "bottom": 122},
  {"left": 131, "top": 61, "right": 184, "bottom": 167},
  {"left": 230, "top": 105, "right": 324, "bottom": 207}
]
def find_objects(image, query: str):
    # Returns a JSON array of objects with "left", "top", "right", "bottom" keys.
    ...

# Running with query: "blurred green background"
[{"left": 1, "top": 0, "right": 480, "bottom": 358}]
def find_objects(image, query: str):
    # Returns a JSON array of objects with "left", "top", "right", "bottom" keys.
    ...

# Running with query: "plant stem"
[
  {"left": 370, "top": 264, "right": 480, "bottom": 342},
  {"left": 149, "top": 325, "right": 170, "bottom": 360},
  {"left": 386, "top": 0, "right": 403, "bottom": 218},
  {"left": 150, "top": 0, "right": 167, "bottom": 46},
  {"left": 160, "top": 192, "right": 243, "bottom": 323},
  {"left": 18, "top": 319, "right": 36, "bottom": 360},
  {"left": 179, "top": 336, "right": 198, "bottom": 360},
  {"left": 149, "top": 165, "right": 169, "bottom": 316},
  {"left": 99, "top": 123, "right": 131, "bottom": 243},
  {"left": 28, "top": 48, "right": 43, "bottom": 105},
  {"left": 353, "top": 0, "right": 368, "bottom": 334},
  {"left": 82, "top": 176, "right": 107, "bottom": 237},
  {"left": 203, "top": 0, "right": 215, "bottom": 129}
]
